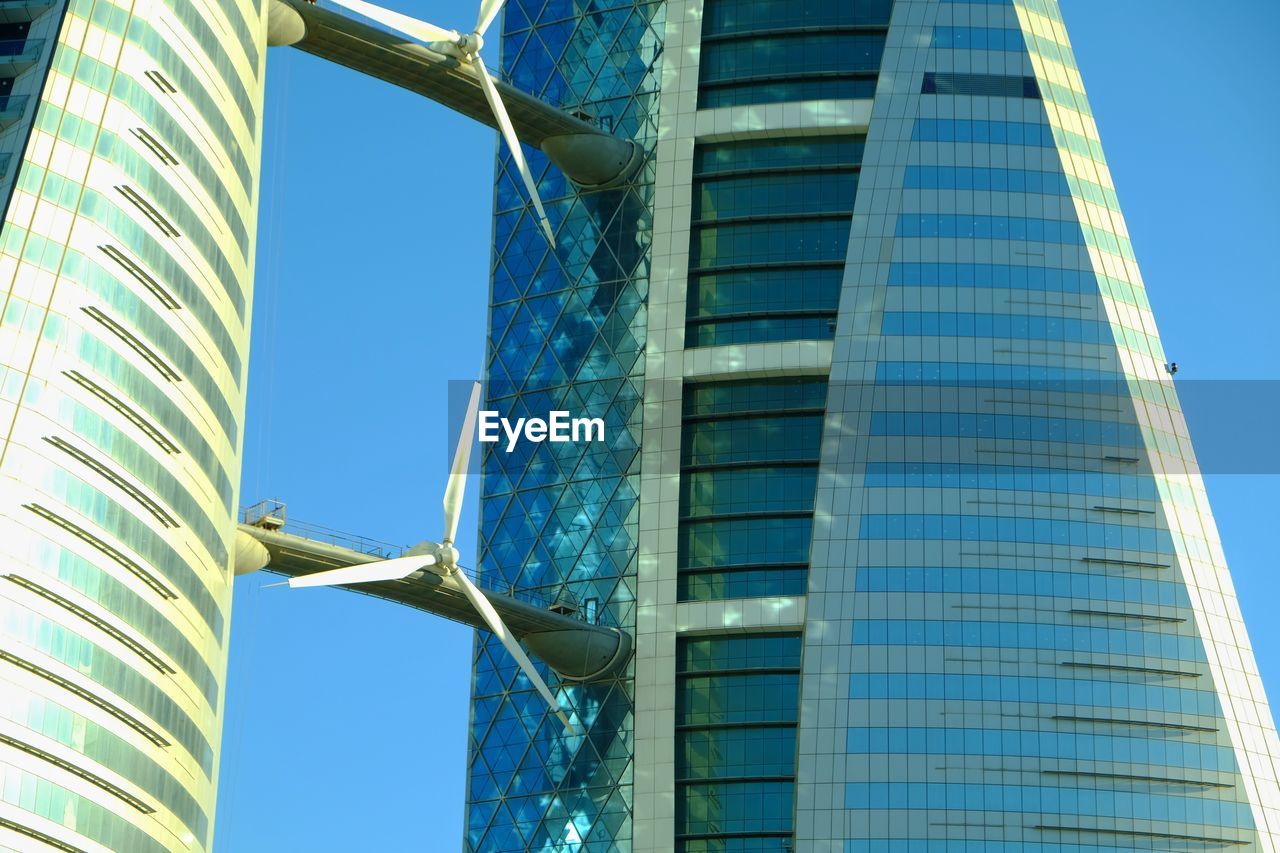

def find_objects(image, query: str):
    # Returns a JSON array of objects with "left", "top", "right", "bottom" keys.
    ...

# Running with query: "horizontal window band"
[
  {"left": 678, "top": 562, "right": 810, "bottom": 576},
  {"left": 922, "top": 72, "right": 1041, "bottom": 100},
  {"left": 677, "top": 668, "right": 802, "bottom": 680},
  {"left": 676, "top": 722, "right": 799, "bottom": 732},
  {"left": 693, "top": 163, "right": 862, "bottom": 180},
  {"left": 676, "top": 775, "right": 795, "bottom": 785},
  {"left": 1040, "top": 768, "right": 1233, "bottom": 789},
  {"left": 1033, "top": 825, "right": 1248, "bottom": 846},
  {"left": 62, "top": 370, "right": 180, "bottom": 455},
  {"left": 114, "top": 185, "right": 180, "bottom": 238},
  {"left": 702, "top": 70, "right": 881, "bottom": 88},
  {"left": 128, "top": 127, "right": 178, "bottom": 166},
  {"left": 81, "top": 306, "right": 182, "bottom": 382},
  {"left": 690, "top": 262, "right": 848, "bottom": 276},
  {"left": 0, "top": 649, "right": 171, "bottom": 748},
  {"left": 42, "top": 436, "right": 179, "bottom": 529},
  {"left": 1051, "top": 714, "right": 1217, "bottom": 733},
  {"left": 1060, "top": 661, "right": 1200, "bottom": 678},
  {"left": 702, "top": 25, "right": 889, "bottom": 44},
  {"left": 1079, "top": 556, "right": 1171, "bottom": 570},
  {"left": 681, "top": 510, "right": 814, "bottom": 524},
  {"left": 1103, "top": 455, "right": 1142, "bottom": 464},
  {"left": 682, "top": 408, "right": 826, "bottom": 424},
  {"left": 687, "top": 310, "right": 838, "bottom": 324},
  {"left": 0, "top": 816, "right": 85, "bottom": 853},
  {"left": 143, "top": 69, "right": 177, "bottom": 94},
  {"left": 3, "top": 574, "right": 176, "bottom": 675},
  {"left": 1067, "top": 608, "right": 1185, "bottom": 624},
  {"left": 98, "top": 244, "right": 180, "bottom": 310},
  {"left": 22, "top": 503, "right": 178, "bottom": 600},
  {"left": 691, "top": 260, "right": 846, "bottom": 275},
  {"left": 676, "top": 831, "right": 794, "bottom": 841},
  {"left": 693, "top": 211, "right": 854, "bottom": 227},
  {"left": 0, "top": 732, "right": 155, "bottom": 815}
]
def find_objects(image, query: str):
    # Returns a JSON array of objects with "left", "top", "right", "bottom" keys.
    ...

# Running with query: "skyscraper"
[
  {"left": 0, "top": 0, "right": 261, "bottom": 848},
  {"left": 470, "top": 0, "right": 1280, "bottom": 850}
]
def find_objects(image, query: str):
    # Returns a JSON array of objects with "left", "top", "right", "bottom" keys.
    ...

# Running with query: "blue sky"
[{"left": 214, "top": 2, "right": 1280, "bottom": 849}]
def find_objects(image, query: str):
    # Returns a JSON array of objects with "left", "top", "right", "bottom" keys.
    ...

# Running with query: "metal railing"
[{"left": 239, "top": 500, "right": 571, "bottom": 614}]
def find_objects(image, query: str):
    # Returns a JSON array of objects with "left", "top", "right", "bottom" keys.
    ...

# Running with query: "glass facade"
[
  {"left": 477, "top": 0, "right": 1280, "bottom": 850},
  {"left": 679, "top": 379, "right": 825, "bottom": 602},
  {"left": 802, "top": 0, "right": 1280, "bottom": 848},
  {"left": 697, "top": 0, "right": 890, "bottom": 107},
  {"left": 676, "top": 634, "right": 801, "bottom": 851},
  {"left": 687, "top": 137, "right": 863, "bottom": 347},
  {"left": 466, "top": 0, "right": 664, "bottom": 849},
  {"left": 0, "top": 0, "right": 262, "bottom": 847}
]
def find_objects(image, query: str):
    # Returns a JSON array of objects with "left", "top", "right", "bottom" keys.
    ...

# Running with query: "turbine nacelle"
[
  {"left": 403, "top": 539, "right": 458, "bottom": 573},
  {"left": 436, "top": 541, "right": 461, "bottom": 571},
  {"left": 455, "top": 31, "right": 482, "bottom": 55}
]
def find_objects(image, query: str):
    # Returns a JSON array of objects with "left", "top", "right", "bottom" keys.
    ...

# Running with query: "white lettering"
[
  {"left": 572, "top": 416, "right": 605, "bottom": 442},
  {"left": 548, "top": 411, "right": 570, "bottom": 441},
  {"left": 525, "top": 418, "right": 548, "bottom": 443},
  {"left": 478, "top": 411, "right": 500, "bottom": 444},
  {"left": 502, "top": 417, "right": 524, "bottom": 453},
  {"left": 477, "top": 411, "right": 607, "bottom": 451}
]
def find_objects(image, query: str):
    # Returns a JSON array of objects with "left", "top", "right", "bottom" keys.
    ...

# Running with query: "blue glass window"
[
  {"left": 677, "top": 634, "right": 802, "bottom": 850},
  {"left": 869, "top": 410, "right": 1144, "bottom": 447},
  {"left": 695, "top": 137, "right": 864, "bottom": 174},
  {"left": 856, "top": 566, "right": 1189, "bottom": 607},
  {"left": 684, "top": 379, "right": 828, "bottom": 417},
  {"left": 896, "top": 213, "right": 1084, "bottom": 244},
  {"left": 700, "top": 34, "right": 885, "bottom": 108},
  {"left": 680, "top": 381, "right": 824, "bottom": 600},
  {"left": 680, "top": 515, "right": 813, "bottom": 569},
  {"left": 931, "top": 26, "right": 1026, "bottom": 52},
  {"left": 703, "top": 0, "right": 891, "bottom": 33},
  {"left": 692, "top": 217, "right": 851, "bottom": 268},
  {"left": 859, "top": 513, "right": 1174, "bottom": 552},
  {"left": 689, "top": 139, "right": 859, "bottom": 346},
  {"left": 845, "top": 726, "right": 1238, "bottom": 773},
  {"left": 921, "top": 72, "right": 1041, "bottom": 99},
  {"left": 682, "top": 467, "right": 818, "bottom": 517},
  {"left": 699, "top": 0, "right": 888, "bottom": 108},
  {"left": 682, "top": 416, "right": 824, "bottom": 466},
  {"left": 881, "top": 311, "right": 1112, "bottom": 344},
  {"left": 679, "top": 567, "right": 809, "bottom": 601},
  {"left": 911, "top": 118, "right": 1056, "bottom": 147}
]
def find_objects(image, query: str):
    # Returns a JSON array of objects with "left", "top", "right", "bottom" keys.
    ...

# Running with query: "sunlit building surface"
[
  {"left": 469, "top": 0, "right": 1280, "bottom": 850},
  {"left": 0, "top": 0, "right": 261, "bottom": 847}
]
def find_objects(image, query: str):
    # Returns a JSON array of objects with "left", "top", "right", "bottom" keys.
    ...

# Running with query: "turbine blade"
[
  {"left": 475, "top": 0, "right": 504, "bottom": 38},
  {"left": 443, "top": 381, "right": 483, "bottom": 545},
  {"left": 454, "top": 568, "right": 577, "bottom": 734},
  {"left": 329, "top": 0, "right": 457, "bottom": 43},
  {"left": 475, "top": 61, "right": 556, "bottom": 246},
  {"left": 288, "top": 554, "right": 437, "bottom": 588}
]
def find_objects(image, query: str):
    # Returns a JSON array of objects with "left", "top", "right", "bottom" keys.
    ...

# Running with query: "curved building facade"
[
  {"left": 0, "top": 0, "right": 262, "bottom": 847},
  {"left": 472, "top": 0, "right": 1280, "bottom": 850}
]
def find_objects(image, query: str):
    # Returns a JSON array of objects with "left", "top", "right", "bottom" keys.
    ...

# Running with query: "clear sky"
[{"left": 213, "top": 2, "right": 1280, "bottom": 849}]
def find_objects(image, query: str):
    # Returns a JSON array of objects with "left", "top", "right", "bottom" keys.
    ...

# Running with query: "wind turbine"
[
  {"left": 330, "top": 0, "right": 556, "bottom": 245},
  {"left": 288, "top": 381, "right": 578, "bottom": 735}
]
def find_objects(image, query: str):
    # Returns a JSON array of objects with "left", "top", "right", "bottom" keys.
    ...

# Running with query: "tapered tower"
[{"left": 0, "top": 0, "right": 263, "bottom": 848}]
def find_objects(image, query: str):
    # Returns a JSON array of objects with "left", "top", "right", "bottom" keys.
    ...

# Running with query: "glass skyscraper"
[
  {"left": 0, "top": 0, "right": 260, "bottom": 847},
  {"left": 471, "top": 0, "right": 1280, "bottom": 851}
]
